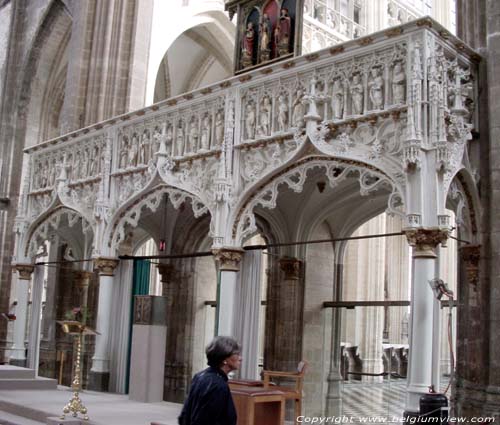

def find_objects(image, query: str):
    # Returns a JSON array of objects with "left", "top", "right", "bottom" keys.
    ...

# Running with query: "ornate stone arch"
[
  {"left": 105, "top": 183, "right": 212, "bottom": 254},
  {"left": 230, "top": 155, "right": 405, "bottom": 246},
  {"left": 20, "top": 205, "right": 93, "bottom": 259},
  {"left": 445, "top": 168, "right": 481, "bottom": 243}
]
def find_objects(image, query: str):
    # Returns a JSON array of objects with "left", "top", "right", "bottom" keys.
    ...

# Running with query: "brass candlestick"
[{"left": 57, "top": 321, "right": 99, "bottom": 421}]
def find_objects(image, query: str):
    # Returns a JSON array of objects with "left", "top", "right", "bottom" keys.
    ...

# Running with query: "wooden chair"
[{"left": 262, "top": 360, "right": 308, "bottom": 422}]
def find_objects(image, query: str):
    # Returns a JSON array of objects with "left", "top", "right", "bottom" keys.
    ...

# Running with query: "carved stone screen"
[{"left": 226, "top": 0, "right": 303, "bottom": 74}]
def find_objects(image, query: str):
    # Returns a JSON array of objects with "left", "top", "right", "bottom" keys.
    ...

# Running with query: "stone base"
[
  {"left": 87, "top": 370, "right": 109, "bottom": 392},
  {"left": 46, "top": 417, "right": 82, "bottom": 425},
  {"left": 8, "top": 358, "right": 27, "bottom": 367}
]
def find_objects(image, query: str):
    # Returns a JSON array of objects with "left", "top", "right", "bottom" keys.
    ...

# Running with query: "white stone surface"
[{"left": 0, "top": 387, "right": 182, "bottom": 425}]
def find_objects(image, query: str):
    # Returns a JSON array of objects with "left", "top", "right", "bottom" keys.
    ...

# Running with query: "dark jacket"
[{"left": 178, "top": 366, "right": 237, "bottom": 425}]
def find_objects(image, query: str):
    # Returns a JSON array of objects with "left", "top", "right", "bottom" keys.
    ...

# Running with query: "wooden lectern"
[{"left": 229, "top": 385, "right": 285, "bottom": 425}]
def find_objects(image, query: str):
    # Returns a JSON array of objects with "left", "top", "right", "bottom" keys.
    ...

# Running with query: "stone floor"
[
  {"left": 341, "top": 378, "right": 451, "bottom": 422},
  {"left": 0, "top": 387, "right": 182, "bottom": 425},
  {"left": 0, "top": 378, "right": 451, "bottom": 425}
]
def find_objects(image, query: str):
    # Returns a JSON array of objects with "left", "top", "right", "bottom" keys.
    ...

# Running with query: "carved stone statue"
[
  {"left": 292, "top": 89, "right": 306, "bottom": 128},
  {"left": 245, "top": 101, "right": 256, "bottom": 139},
  {"left": 48, "top": 160, "right": 56, "bottom": 185},
  {"left": 368, "top": 67, "right": 384, "bottom": 110},
  {"left": 277, "top": 8, "right": 292, "bottom": 56},
  {"left": 188, "top": 117, "right": 199, "bottom": 154},
  {"left": 259, "top": 14, "right": 272, "bottom": 62},
  {"left": 215, "top": 110, "right": 224, "bottom": 146},
  {"left": 152, "top": 127, "right": 161, "bottom": 155},
  {"left": 277, "top": 94, "right": 288, "bottom": 132},
  {"left": 119, "top": 138, "right": 128, "bottom": 169},
  {"left": 176, "top": 121, "right": 185, "bottom": 157},
  {"left": 80, "top": 149, "right": 89, "bottom": 179},
  {"left": 89, "top": 145, "right": 99, "bottom": 175},
  {"left": 128, "top": 135, "right": 138, "bottom": 167},
  {"left": 392, "top": 62, "right": 406, "bottom": 104},
  {"left": 242, "top": 22, "right": 255, "bottom": 68},
  {"left": 331, "top": 78, "right": 344, "bottom": 119},
  {"left": 139, "top": 131, "right": 150, "bottom": 164},
  {"left": 259, "top": 95, "right": 272, "bottom": 136},
  {"left": 200, "top": 114, "right": 211, "bottom": 151},
  {"left": 350, "top": 74, "right": 364, "bottom": 115},
  {"left": 165, "top": 124, "right": 173, "bottom": 155}
]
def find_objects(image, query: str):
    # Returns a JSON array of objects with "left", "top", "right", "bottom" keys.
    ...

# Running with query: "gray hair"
[{"left": 206, "top": 336, "right": 240, "bottom": 368}]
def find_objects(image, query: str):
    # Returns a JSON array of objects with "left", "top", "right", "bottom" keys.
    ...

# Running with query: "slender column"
[
  {"left": 212, "top": 248, "right": 243, "bottom": 336},
  {"left": 326, "top": 262, "right": 344, "bottom": 416},
  {"left": 276, "top": 256, "right": 303, "bottom": 370},
  {"left": 27, "top": 265, "right": 44, "bottom": 372},
  {"left": 404, "top": 228, "right": 448, "bottom": 415},
  {"left": 89, "top": 257, "right": 118, "bottom": 391},
  {"left": 9, "top": 263, "right": 34, "bottom": 366},
  {"left": 74, "top": 270, "right": 93, "bottom": 318}
]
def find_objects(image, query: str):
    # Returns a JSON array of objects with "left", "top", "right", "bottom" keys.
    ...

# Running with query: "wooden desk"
[{"left": 230, "top": 385, "right": 285, "bottom": 425}]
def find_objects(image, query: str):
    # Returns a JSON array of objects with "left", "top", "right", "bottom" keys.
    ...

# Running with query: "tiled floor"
[{"left": 340, "top": 378, "right": 451, "bottom": 421}]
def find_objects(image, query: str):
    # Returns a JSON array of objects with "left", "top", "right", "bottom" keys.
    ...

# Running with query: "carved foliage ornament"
[
  {"left": 405, "top": 228, "right": 449, "bottom": 256},
  {"left": 212, "top": 248, "right": 244, "bottom": 272},
  {"left": 94, "top": 257, "right": 119, "bottom": 276},
  {"left": 14, "top": 263, "right": 35, "bottom": 280},
  {"left": 279, "top": 257, "right": 302, "bottom": 280}
]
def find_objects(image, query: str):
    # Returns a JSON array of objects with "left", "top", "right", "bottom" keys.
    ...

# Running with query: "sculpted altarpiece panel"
[{"left": 226, "top": 0, "right": 303, "bottom": 73}]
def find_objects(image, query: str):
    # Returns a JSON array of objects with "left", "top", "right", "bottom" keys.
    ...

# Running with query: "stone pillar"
[
  {"left": 326, "top": 262, "right": 344, "bottom": 416},
  {"left": 27, "top": 265, "right": 44, "bottom": 372},
  {"left": 459, "top": 245, "right": 480, "bottom": 291},
  {"left": 275, "top": 256, "right": 303, "bottom": 371},
  {"left": 157, "top": 263, "right": 176, "bottom": 298},
  {"left": 74, "top": 270, "right": 92, "bottom": 317},
  {"left": 9, "top": 263, "right": 34, "bottom": 366},
  {"left": 89, "top": 257, "right": 119, "bottom": 391},
  {"left": 404, "top": 228, "right": 448, "bottom": 415},
  {"left": 212, "top": 248, "right": 243, "bottom": 336}
]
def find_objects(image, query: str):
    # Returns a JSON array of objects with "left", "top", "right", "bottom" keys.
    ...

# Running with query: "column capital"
[
  {"left": 212, "top": 247, "right": 244, "bottom": 272},
  {"left": 404, "top": 228, "right": 449, "bottom": 257},
  {"left": 73, "top": 270, "right": 93, "bottom": 289},
  {"left": 93, "top": 257, "right": 119, "bottom": 276},
  {"left": 459, "top": 244, "right": 481, "bottom": 289},
  {"left": 157, "top": 263, "right": 176, "bottom": 283},
  {"left": 13, "top": 263, "right": 35, "bottom": 280},
  {"left": 279, "top": 257, "right": 302, "bottom": 280}
]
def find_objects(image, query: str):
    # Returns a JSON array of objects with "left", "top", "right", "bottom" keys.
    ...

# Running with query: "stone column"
[
  {"left": 404, "top": 228, "right": 448, "bottom": 415},
  {"left": 157, "top": 263, "right": 176, "bottom": 298},
  {"left": 74, "top": 270, "right": 93, "bottom": 317},
  {"left": 9, "top": 263, "right": 34, "bottom": 366},
  {"left": 276, "top": 256, "right": 303, "bottom": 371},
  {"left": 326, "top": 261, "right": 344, "bottom": 416},
  {"left": 27, "top": 265, "right": 44, "bottom": 372},
  {"left": 212, "top": 248, "right": 243, "bottom": 336},
  {"left": 89, "top": 257, "right": 119, "bottom": 391}
]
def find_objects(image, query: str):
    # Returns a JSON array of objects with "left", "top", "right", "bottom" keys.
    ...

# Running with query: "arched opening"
[{"left": 153, "top": 25, "right": 233, "bottom": 102}]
